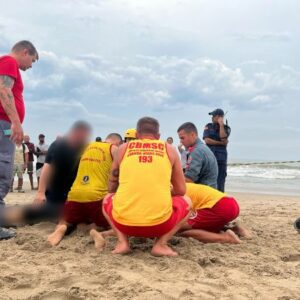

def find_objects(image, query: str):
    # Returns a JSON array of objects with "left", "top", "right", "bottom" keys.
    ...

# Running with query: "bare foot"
[
  {"left": 112, "top": 241, "right": 131, "bottom": 254},
  {"left": 222, "top": 230, "right": 242, "bottom": 244},
  {"left": 151, "top": 243, "right": 178, "bottom": 257},
  {"left": 232, "top": 224, "right": 252, "bottom": 239},
  {"left": 90, "top": 229, "right": 106, "bottom": 251},
  {"left": 47, "top": 224, "right": 67, "bottom": 246},
  {"left": 101, "top": 229, "right": 116, "bottom": 238}
]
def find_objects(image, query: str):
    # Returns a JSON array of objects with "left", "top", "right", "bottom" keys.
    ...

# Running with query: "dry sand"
[{"left": 1, "top": 184, "right": 300, "bottom": 300}]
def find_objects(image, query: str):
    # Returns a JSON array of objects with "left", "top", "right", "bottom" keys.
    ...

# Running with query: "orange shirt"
[{"left": 112, "top": 139, "right": 172, "bottom": 226}]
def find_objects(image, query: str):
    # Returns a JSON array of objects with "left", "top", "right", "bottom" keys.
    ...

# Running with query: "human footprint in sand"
[
  {"left": 102, "top": 117, "right": 191, "bottom": 257},
  {"left": 178, "top": 183, "right": 252, "bottom": 243},
  {"left": 48, "top": 134, "right": 123, "bottom": 250}
]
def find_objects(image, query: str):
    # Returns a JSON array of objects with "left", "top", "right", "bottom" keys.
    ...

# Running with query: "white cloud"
[
  {"left": 22, "top": 52, "right": 300, "bottom": 116},
  {"left": 231, "top": 32, "right": 293, "bottom": 42},
  {"left": 1, "top": 0, "right": 300, "bottom": 160},
  {"left": 250, "top": 94, "right": 272, "bottom": 104}
]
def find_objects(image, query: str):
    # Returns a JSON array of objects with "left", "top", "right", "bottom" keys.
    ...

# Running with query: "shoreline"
[{"left": 227, "top": 188, "right": 300, "bottom": 197}]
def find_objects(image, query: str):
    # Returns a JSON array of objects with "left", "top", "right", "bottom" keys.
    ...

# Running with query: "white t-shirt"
[{"left": 36, "top": 143, "right": 49, "bottom": 164}]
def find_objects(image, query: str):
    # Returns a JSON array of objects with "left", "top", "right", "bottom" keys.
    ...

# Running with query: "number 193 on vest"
[{"left": 139, "top": 155, "right": 153, "bottom": 163}]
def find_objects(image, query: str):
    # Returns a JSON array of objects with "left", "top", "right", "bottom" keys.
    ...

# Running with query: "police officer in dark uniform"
[{"left": 203, "top": 108, "right": 231, "bottom": 192}]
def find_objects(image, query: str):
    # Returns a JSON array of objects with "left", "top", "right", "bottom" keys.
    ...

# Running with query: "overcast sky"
[{"left": 1, "top": 0, "right": 299, "bottom": 161}]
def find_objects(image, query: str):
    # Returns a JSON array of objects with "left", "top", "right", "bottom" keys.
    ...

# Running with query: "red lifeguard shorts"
[
  {"left": 63, "top": 200, "right": 109, "bottom": 228},
  {"left": 187, "top": 196, "right": 240, "bottom": 233},
  {"left": 103, "top": 195, "right": 189, "bottom": 238}
]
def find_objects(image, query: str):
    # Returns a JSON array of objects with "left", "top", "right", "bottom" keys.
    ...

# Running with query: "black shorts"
[
  {"left": 23, "top": 202, "right": 63, "bottom": 225},
  {"left": 36, "top": 162, "right": 44, "bottom": 171}
]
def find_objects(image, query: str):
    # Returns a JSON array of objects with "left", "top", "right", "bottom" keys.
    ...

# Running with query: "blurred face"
[
  {"left": 18, "top": 49, "right": 37, "bottom": 71},
  {"left": 24, "top": 135, "right": 30, "bottom": 143},
  {"left": 73, "top": 128, "right": 91, "bottom": 147},
  {"left": 39, "top": 136, "right": 45, "bottom": 143},
  {"left": 177, "top": 130, "right": 197, "bottom": 148}
]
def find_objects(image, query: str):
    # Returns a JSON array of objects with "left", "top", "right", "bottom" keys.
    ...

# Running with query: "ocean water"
[
  {"left": 20, "top": 161, "right": 300, "bottom": 196},
  {"left": 226, "top": 162, "right": 300, "bottom": 196}
]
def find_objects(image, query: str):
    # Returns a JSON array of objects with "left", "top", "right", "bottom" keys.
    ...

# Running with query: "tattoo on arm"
[
  {"left": 0, "top": 75, "right": 19, "bottom": 123},
  {"left": 0, "top": 75, "right": 14, "bottom": 89},
  {"left": 112, "top": 168, "right": 120, "bottom": 178},
  {"left": 109, "top": 168, "right": 120, "bottom": 193}
]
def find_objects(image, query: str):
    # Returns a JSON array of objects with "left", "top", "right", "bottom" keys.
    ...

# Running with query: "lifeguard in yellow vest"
[
  {"left": 102, "top": 117, "right": 191, "bottom": 257},
  {"left": 178, "top": 183, "right": 251, "bottom": 244},
  {"left": 47, "top": 133, "right": 123, "bottom": 250}
]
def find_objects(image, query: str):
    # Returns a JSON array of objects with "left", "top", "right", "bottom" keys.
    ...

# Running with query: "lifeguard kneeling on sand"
[
  {"left": 179, "top": 183, "right": 251, "bottom": 243},
  {"left": 47, "top": 133, "right": 122, "bottom": 249},
  {"left": 102, "top": 117, "right": 191, "bottom": 257}
]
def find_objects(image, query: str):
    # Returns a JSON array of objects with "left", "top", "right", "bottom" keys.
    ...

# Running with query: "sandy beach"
[{"left": 1, "top": 185, "right": 299, "bottom": 300}]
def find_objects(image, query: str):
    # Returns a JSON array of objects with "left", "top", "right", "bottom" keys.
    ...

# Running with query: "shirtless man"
[
  {"left": 47, "top": 133, "right": 122, "bottom": 250},
  {"left": 179, "top": 183, "right": 251, "bottom": 243},
  {"left": 102, "top": 117, "right": 191, "bottom": 257}
]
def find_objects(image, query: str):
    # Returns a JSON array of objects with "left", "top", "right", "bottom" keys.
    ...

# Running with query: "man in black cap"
[{"left": 203, "top": 109, "right": 231, "bottom": 192}]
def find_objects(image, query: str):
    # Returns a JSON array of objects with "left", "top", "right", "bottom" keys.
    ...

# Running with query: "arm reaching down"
[
  {"left": 108, "top": 144, "right": 127, "bottom": 193},
  {"left": 0, "top": 75, "right": 23, "bottom": 143},
  {"left": 33, "top": 163, "right": 53, "bottom": 205},
  {"left": 167, "top": 144, "right": 186, "bottom": 196}
]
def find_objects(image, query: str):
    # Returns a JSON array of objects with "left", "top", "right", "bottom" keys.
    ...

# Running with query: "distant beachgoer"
[
  {"left": 177, "top": 122, "right": 218, "bottom": 188},
  {"left": 47, "top": 133, "right": 122, "bottom": 249},
  {"left": 11, "top": 143, "right": 28, "bottom": 193},
  {"left": 23, "top": 134, "right": 35, "bottom": 190},
  {"left": 166, "top": 137, "right": 174, "bottom": 145},
  {"left": 179, "top": 183, "right": 251, "bottom": 243},
  {"left": 35, "top": 134, "right": 48, "bottom": 188},
  {"left": 95, "top": 136, "right": 102, "bottom": 142},
  {"left": 1, "top": 121, "right": 91, "bottom": 227},
  {"left": 203, "top": 108, "right": 231, "bottom": 192},
  {"left": 0, "top": 40, "right": 38, "bottom": 240},
  {"left": 178, "top": 143, "right": 188, "bottom": 172},
  {"left": 124, "top": 128, "right": 136, "bottom": 143},
  {"left": 103, "top": 117, "right": 191, "bottom": 256}
]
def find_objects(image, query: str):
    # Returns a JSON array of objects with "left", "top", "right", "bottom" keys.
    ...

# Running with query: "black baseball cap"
[{"left": 209, "top": 108, "right": 224, "bottom": 117}]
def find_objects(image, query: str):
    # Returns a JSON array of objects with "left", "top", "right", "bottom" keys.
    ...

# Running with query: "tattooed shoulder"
[{"left": 0, "top": 75, "right": 14, "bottom": 88}]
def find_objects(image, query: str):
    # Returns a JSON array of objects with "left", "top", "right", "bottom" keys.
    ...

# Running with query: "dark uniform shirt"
[{"left": 203, "top": 123, "right": 231, "bottom": 163}]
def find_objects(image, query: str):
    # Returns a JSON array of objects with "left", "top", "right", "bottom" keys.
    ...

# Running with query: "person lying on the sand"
[
  {"left": 179, "top": 183, "right": 251, "bottom": 243},
  {"left": 47, "top": 133, "right": 122, "bottom": 250},
  {"left": 1, "top": 121, "right": 91, "bottom": 227},
  {"left": 102, "top": 117, "right": 191, "bottom": 257}
]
